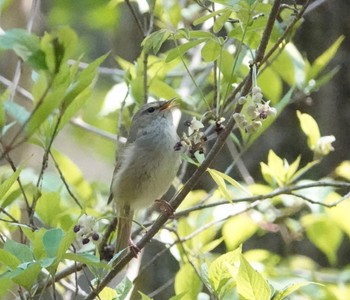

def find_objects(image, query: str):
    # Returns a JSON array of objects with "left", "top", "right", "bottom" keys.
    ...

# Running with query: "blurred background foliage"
[{"left": 0, "top": 0, "right": 350, "bottom": 299}]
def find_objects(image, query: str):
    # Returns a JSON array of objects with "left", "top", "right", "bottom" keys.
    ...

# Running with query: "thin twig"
[
  {"left": 50, "top": 152, "right": 83, "bottom": 209},
  {"left": 125, "top": 0, "right": 145, "bottom": 36},
  {"left": 175, "top": 181, "right": 350, "bottom": 217}
]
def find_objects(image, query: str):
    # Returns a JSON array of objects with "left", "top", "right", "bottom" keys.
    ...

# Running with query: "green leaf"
[
  {"left": 0, "top": 165, "right": 23, "bottom": 205},
  {"left": 260, "top": 150, "right": 285, "bottom": 187},
  {"left": 0, "top": 89, "right": 8, "bottom": 129},
  {"left": 326, "top": 192, "right": 350, "bottom": 238},
  {"left": 305, "top": 66, "right": 340, "bottom": 94},
  {"left": 149, "top": 78, "right": 179, "bottom": 99},
  {"left": 60, "top": 53, "right": 108, "bottom": 113},
  {"left": 115, "top": 276, "right": 133, "bottom": 300},
  {"left": 3, "top": 100, "right": 30, "bottom": 126},
  {"left": 257, "top": 67, "right": 282, "bottom": 104},
  {"left": 26, "top": 78, "right": 69, "bottom": 138},
  {"left": 306, "top": 36, "right": 344, "bottom": 82},
  {"left": 35, "top": 192, "right": 62, "bottom": 226},
  {"left": 0, "top": 249, "right": 21, "bottom": 269},
  {"left": 301, "top": 215, "right": 342, "bottom": 265},
  {"left": 0, "top": 277, "right": 12, "bottom": 298},
  {"left": 165, "top": 38, "right": 206, "bottom": 62},
  {"left": 246, "top": 0, "right": 257, "bottom": 4},
  {"left": 296, "top": 111, "right": 320, "bottom": 150},
  {"left": 11, "top": 262, "right": 42, "bottom": 290},
  {"left": 0, "top": 28, "right": 40, "bottom": 61},
  {"left": 64, "top": 252, "right": 109, "bottom": 269},
  {"left": 208, "top": 248, "right": 241, "bottom": 297},
  {"left": 98, "top": 287, "right": 118, "bottom": 300},
  {"left": 291, "top": 160, "right": 319, "bottom": 183},
  {"left": 40, "top": 27, "right": 78, "bottom": 73},
  {"left": 213, "top": 9, "right": 232, "bottom": 33},
  {"left": 51, "top": 149, "right": 93, "bottom": 202},
  {"left": 207, "top": 168, "right": 232, "bottom": 200},
  {"left": 207, "top": 168, "right": 251, "bottom": 200},
  {"left": 237, "top": 254, "right": 271, "bottom": 300},
  {"left": 43, "top": 228, "right": 64, "bottom": 258},
  {"left": 273, "top": 282, "right": 321, "bottom": 300},
  {"left": 201, "top": 39, "right": 221, "bottom": 62},
  {"left": 139, "top": 291, "right": 153, "bottom": 300},
  {"left": 175, "top": 263, "right": 202, "bottom": 300},
  {"left": 335, "top": 160, "right": 350, "bottom": 181},
  {"left": 142, "top": 29, "right": 171, "bottom": 54},
  {"left": 285, "top": 155, "right": 301, "bottom": 183},
  {"left": 222, "top": 214, "right": 258, "bottom": 250},
  {"left": 56, "top": 230, "right": 76, "bottom": 261},
  {"left": 271, "top": 44, "right": 305, "bottom": 87},
  {"left": 4, "top": 240, "right": 34, "bottom": 263},
  {"left": 193, "top": 9, "right": 226, "bottom": 26}
]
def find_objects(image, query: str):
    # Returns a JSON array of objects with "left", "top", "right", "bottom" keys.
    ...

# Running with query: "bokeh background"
[{"left": 1, "top": 0, "right": 349, "bottom": 298}]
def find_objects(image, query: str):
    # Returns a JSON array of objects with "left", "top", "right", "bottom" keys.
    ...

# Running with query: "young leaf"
[
  {"left": 56, "top": 230, "right": 76, "bottom": 261},
  {"left": 193, "top": 9, "right": 226, "bottom": 26},
  {"left": 35, "top": 192, "right": 62, "bottom": 227},
  {"left": 175, "top": 264, "right": 202, "bottom": 300},
  {"left": 10, "top": 262, "right": 42, "bottom": 290},
  {"left": 296, "top": 111, "right": 320, "bottom": 150},
  {"left": 149, "top": 78, "right": 179, "bottom": 99},
  {"left": 273, "top": 282, "right": 321, "bottom": 300},
  {"left": 301, "top": 215, "right": 342, "bottom": 265},
  {"left": 50, "top": 149, "right": 93, "bottom": 203},
  {"left": 0, "top": 165, "right": 23, "bottom": 204},
  {"left": 207, "top": 168, "right": 251, "bottom": 199},
  {"left": 222, "top": 214, "right": 258, "bottom": 250},
  {"left": 0, "top": 249, "right": 21, "bottom": 269},
  {"left": 260, "top": 150, "right": 285, "bottom": 187},
  {"left": 213, "top": 9, "right": 232, "bottom": 33},
  {"left": 139, "top": 291, "right": 153, "bottom": 300},
  {"left": 237, "top": 254, "right": 271, "bottom": 300},
  {"left": 0, "top": 29, "right": 41, "bottom": 63},
  {"left": 201, "top": 39, "right": 221, "bottom": 62},
  {"left": 207, "top": 168, "right": 232, "bottom": 200},
  {"left": 4, "top": 240, "right": 34, "bottom": 263},
  {"left": 306, "top": 36, "right": 344, "bottom": 82},
  {"left": 165, "top": 39, "right": 207, "bottom": 62},
  {"left": 64, "top": 253, "right": 109, "bottom": 269},
  {"left": 98, "top": 287, "right": 118, "bottom": 300},
  {"left": 25, "top": 78, "right": 69, "bottom": 138},
  {"left": 115, "top": 277, "right": 133, "bottom": 300},
  {"left": 208, "top": 248, "right": 241, "bottom": 296},
  {"left": 142, "top": 29, "right": 171, "bottom": 54},
  {"left": 3, "top": 100, "right": 30, "bottom": 126}
]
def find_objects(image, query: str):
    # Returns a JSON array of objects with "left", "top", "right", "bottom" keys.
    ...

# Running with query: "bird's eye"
[{"left": 147, "top": 107, "right": 155, "bottom": 113}]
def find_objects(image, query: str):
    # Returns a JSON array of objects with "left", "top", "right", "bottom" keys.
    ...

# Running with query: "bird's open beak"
[{"left": 159, "top": 97, "right": 177, "bottom": 111}]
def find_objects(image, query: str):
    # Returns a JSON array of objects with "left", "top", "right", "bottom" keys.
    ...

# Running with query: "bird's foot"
[{"left": 156, "top": 199, "right": 175, "bottom": 217}]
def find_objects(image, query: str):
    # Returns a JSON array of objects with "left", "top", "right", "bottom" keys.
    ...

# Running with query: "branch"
[{"left": 175, "top": 181, "right": 350, "bottom": 217}]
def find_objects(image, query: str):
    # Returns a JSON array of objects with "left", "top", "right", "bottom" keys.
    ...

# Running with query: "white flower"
[
  {"left": 314, "top": 135, "right": 336, "bottom": 157},
  {"left": 188, "top": 117, "right": 204, "bottom": 135}
]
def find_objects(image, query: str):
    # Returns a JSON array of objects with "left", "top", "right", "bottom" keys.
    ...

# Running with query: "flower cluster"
[
  {"left": 233, "top": 86, "right": 277, "bottom": 134},
  {"left": 73, "top": 215, "right": 100, "bottom": 246},
  {"left": 174, "top": 117, "right": 206, "bottom": 156}
]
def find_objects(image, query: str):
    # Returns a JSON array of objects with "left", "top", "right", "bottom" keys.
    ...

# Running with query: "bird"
[{"left": 109, "top": 99, "right": 181, "bottom": 257}]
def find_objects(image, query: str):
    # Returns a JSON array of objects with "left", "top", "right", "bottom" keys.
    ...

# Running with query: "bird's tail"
[{"left": 115, "top": 204, "right": 134, "bottom": 257}]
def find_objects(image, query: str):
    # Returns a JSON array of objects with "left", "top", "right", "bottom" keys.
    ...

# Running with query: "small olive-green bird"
[{"left": 109, "top": 99, "right": 181, "bottom": 255}]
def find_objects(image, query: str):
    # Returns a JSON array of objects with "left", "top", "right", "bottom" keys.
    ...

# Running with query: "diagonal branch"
[{"left": 84, "top": 0, "right": 286, "bottom": 298}]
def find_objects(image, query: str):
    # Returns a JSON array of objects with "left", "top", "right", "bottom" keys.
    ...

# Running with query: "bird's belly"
[{"left": 113, "top": 145, "right": 180, "bottom": 209}]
